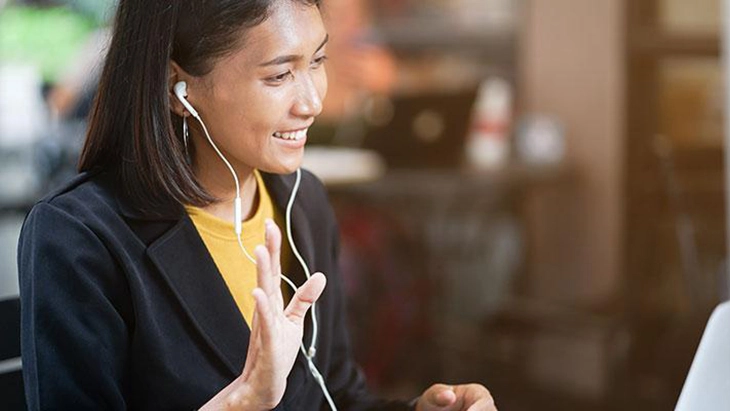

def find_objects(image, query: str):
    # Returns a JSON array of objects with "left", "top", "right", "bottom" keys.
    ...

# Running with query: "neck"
[{"left": 192, "top": 143, "right": 259, "bottom": 224}]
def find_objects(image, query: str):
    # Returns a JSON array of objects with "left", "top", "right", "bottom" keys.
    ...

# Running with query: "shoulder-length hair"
[{"left": 79, "top": 0, "right": 320, "bottom": 215}]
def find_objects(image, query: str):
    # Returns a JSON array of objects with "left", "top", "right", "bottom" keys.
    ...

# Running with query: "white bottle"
[{"left": 466, "top": 77, "right": 513, "bottom": 169}]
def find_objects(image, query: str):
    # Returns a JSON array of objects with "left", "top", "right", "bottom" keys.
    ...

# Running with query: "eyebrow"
[{"left": 259, "top": 34, "right": 329, "bottom": 67}]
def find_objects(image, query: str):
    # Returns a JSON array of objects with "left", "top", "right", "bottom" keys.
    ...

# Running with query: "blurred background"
[{"left": 0, "top": 0, "right": 728, "bottom": 410}]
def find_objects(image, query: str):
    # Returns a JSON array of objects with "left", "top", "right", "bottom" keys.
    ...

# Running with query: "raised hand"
[{"left": 201, "top": 219, "right": 326, "bottom": 410}]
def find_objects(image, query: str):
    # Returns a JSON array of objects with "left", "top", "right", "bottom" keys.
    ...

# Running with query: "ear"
[{"left": 169, "top": 61, "right": 190, "bottom": 117}]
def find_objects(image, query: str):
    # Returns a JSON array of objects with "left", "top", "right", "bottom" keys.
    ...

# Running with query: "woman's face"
[{"left": 184, "top": 1, "right": 328, "bottom": 175}]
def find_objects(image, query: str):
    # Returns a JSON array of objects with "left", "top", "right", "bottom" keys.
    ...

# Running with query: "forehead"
[{"left": 226, "top": 2, "right": 325, "bottom": 67}]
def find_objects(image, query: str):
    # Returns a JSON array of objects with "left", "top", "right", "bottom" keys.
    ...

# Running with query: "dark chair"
[{"left": 0, "top": 297, "right": 26, "bottom": 410}]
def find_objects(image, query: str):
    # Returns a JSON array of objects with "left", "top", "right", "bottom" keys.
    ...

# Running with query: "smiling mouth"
[{"left": 273, "top": 128, "right": 307, "bottom": 141}]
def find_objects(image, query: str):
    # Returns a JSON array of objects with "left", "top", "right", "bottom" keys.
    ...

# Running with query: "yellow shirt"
[{"left": 185, "top": 170, "right": 277, "bottom": 326}]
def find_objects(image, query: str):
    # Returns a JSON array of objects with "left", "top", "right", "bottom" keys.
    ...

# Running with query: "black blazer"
[{"left": 17, "top": 169, "right": 410, "bottom": 410}]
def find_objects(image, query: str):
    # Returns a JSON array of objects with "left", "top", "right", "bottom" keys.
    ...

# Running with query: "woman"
[{"left": 17, "top": 1, "right": 497, "bottom": 410}]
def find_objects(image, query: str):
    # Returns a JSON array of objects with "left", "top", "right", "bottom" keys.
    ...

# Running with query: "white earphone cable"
[
  {"left": 191, "top": 114, "right": 241, "bottom": 201},
  {"left": 286, "top": 169, "right": 320, "bottom": 354},
  {"left": 190, "top": 113, "right": 246, "bottom": 239},
  {"left": 187, "top": 106, "right": 336, "bottom": 411}
]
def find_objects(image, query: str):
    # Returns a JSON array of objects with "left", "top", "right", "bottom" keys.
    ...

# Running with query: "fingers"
[
  {"left": 252, "top": 287, "right": 275, "bottom": 345},
  {"left": 240, "top": 308, "right": 259, "bottom": 381},
  {"left": 420, "top": 384, "right": 494, "bottom": 411},
  {"left": 417, "top": 384, "right": 459, "bottom": 411},
  {"left": 257, "top": 220, "right": 284, "bottom": 309},
  {"left": 284, "top": 272, "right": 327, "bottom": 323},
  {"left": 465, "top": 398, "right": 497, "bottom": 411},
  {"left": 426, "top": 384, "right": 457, "bottom": 407},
  {"left": 460, "top": 384, "right": 494, "bottom": 411},
  {"left": 264, "top": 219, "right": 282, "bottom": 288},
  {"left": 434, "top": 388, "right": 457, "bottom": 406},
  {"left": 254, "top": 245, "right": 279, "bottom": 302}
]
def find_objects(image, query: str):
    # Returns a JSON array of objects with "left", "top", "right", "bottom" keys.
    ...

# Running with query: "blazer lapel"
[
  {"left": 145, "top": 217, "right": 250, "bottom": 377},
  {"left": 111, "top": 176, "right": 250, "bottom": 377}
]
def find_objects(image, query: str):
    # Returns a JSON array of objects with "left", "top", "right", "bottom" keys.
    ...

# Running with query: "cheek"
[
  {"left": 256, "top": 92, "right": 292, "bottom": 123},
  {"left": 318, "top": 69, "right": 328, "bottom": 100},
  {"left": 241, "top": 92, "right": 289, "bottom": 137}
]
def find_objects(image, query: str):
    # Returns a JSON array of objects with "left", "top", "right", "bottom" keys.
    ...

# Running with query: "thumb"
[
  {"left": 420, "top": 384, "right": 457, "bottom": 410},
  {"left": 284, "top": 272, "right": 326, "bottom": 322}
]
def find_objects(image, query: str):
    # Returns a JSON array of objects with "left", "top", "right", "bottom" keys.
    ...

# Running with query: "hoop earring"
[{"left": 182, "top": 115, "right": 190, "bottom": 155}]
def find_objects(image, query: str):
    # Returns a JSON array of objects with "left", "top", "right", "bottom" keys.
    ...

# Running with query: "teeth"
[{"left": 273, "top": 129, "right": 307, "bottom": 141}]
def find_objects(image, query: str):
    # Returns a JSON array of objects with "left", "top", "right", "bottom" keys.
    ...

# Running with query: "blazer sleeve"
[
  {"left": 17, "top": 202, "right": 130, "bottom": 410},
  {"left": 322, "top": 210, "right": 413, "bottom": 411}
]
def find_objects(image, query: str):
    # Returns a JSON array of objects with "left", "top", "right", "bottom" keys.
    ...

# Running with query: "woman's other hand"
[{"left": 416, "top": 383, "right": 497, "bottom": 411}]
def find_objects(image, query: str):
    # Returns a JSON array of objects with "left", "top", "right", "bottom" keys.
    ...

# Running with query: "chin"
[{"left": 266, "top": 156, "right": 304, "bottom": 175}]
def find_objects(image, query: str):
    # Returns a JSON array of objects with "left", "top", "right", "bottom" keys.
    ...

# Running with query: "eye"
[
  {"left": 266, "top": 70, "right": 293, "bottom": 84},
  {"left": 311, "top": 55, "right": 328, "bottom": 68}
]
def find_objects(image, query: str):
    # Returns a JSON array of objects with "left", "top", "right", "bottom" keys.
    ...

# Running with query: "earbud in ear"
[{"left": 173, "top": 81, "right": 199, "bottom": 118}]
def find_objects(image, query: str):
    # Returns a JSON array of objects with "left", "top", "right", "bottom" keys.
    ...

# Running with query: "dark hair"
[{"left": 79, "top": 0, "right": 320, "bottom": 214}]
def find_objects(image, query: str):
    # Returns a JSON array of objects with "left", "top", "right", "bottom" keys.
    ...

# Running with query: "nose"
[{"left": 292, "top": 73, "right": 324, "bottom": 118}]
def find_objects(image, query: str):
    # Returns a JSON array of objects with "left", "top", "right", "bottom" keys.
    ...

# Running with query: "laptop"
[
  {"left": 356, "top": 89, "right": 478, "bottom": 169},
  {"left": 675, "top": 301, "right": 730, "bottom": 411}
]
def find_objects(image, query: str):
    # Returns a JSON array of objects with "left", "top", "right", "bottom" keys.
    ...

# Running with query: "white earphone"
[
  {"left": 173, "top": 81, "right": 199, "bottom": 118},
  {"left": 172, "top": 81, "right": 336, "bottom": 410},
  {"left": 174, "top": 81, "right": 243, "bottom": 238}
]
